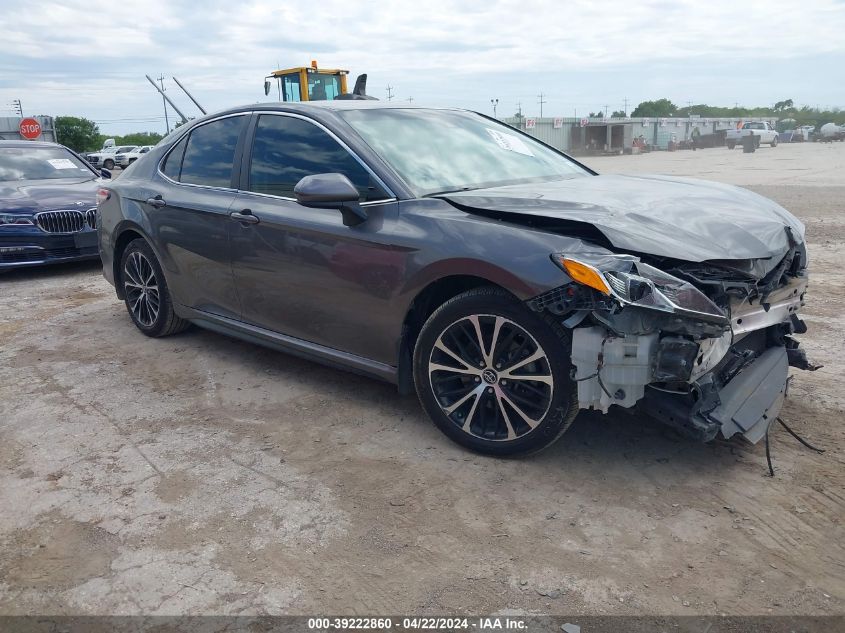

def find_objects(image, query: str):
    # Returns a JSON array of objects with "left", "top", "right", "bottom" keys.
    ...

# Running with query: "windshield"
[
  {"left": 340, "top": 108, "right": 588, "bottom": 196},
  {"left": 308, "top": 73, "right": 342, "bottom": 101},
  {"left": 0, "top": 147, "right": 94, "bottom": 182}
]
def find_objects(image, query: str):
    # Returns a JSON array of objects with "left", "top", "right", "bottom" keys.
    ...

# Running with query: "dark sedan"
[
  {"left": 97, "top": 103, "right": 813, "bottom": 455},
  {"left": 1, "top": 140, "right": 106, "bottom": 270}
]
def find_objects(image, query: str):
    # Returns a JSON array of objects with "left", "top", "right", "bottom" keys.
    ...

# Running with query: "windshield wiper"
[{"left": 424, "top": 186, "right": 480, "bottom": 197}]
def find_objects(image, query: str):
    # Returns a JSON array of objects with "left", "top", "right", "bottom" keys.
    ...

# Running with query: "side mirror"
[
  {"left": 294, "top": 173, "right": 367, "bottom": 227},
  {"left": 100, "top": 168, "right": 112, "bottom": 180},
  {"left": 264, "top": 80, "right": 271, "bottom": 97}
]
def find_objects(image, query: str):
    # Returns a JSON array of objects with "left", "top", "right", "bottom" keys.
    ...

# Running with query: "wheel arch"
[
  {"left": 111, "top": 223, "right": 161, "bottom": 300},
  {"left": 396, "top": 274, "right": 517, "bottom": 394}
]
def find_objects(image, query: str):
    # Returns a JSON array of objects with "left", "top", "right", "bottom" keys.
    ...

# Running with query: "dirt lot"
[{"left": 1, "top": 142, "right": 843, "bottom": 617}]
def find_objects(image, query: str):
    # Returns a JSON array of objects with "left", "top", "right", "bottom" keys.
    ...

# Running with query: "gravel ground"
[{"left": 1, "top": 142, "right": 843, "bottom": 616}]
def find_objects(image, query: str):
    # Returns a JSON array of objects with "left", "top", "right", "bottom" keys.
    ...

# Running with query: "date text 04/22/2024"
[{"left": 307, "top": 617, "right": 531, "bottom": 630}]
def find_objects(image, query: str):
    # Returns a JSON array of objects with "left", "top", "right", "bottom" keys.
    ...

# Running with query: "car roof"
[
  {"left": 0, "top": 140, "right": 67, "bottom": 149},
  {"left": 162, "top": 101, "right": 470, "bottom": 146},
  {"left": 205, "top": 101, "right": 462, "bottom": 120},
  {"left": 257, "top": 100, "right": 453, "bottom": 112}
]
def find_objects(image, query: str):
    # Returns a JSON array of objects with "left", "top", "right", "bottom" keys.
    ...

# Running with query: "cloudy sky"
[{"left": 1, "top": 0, "right": 844, "bottom": 135}]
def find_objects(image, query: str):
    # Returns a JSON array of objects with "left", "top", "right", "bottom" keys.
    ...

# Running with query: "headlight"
[
  {"left": 552, "top": 253, "right": 727, "bottom": 324},
  {"left": 0, "top": 213, "right": 34, "bottom": 226}
]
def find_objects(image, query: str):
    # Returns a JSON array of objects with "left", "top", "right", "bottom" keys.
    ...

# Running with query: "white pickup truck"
[{"left": 725, "top": 122, "right": 779, "bottom": 149}]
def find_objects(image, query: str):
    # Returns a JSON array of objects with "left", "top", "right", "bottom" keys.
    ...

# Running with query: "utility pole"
[
  {"left": 386, "top": 85, "right": 394, "bottom": 101},
  {"left": 537, "top": 92, "right": 547, "bottom": 118},
  {"left": 622, "top": 97, "right": 628, "bottom": 117},
  {"left": 157, "top": 75, "right": 170, "bottom": 133},
  {"left": 172, "top": 77, "right": 206, "bottom": 115},
  {"left": 145, "top": 75, "right": 189, "bottom": 127},
  {"left": 490, "top": 98, "right": 498, "bottom": 118},
  {"left": 407, "top": 96, "right": 414, "bottom": 103},
  {"left": 516, "top": 101, "right": 522, "bottom": 117},
  {"left": 12, "top": 99, "right": 22, "bottom": 116},
  {"left": 604, "top": 104, "right": 609, "bottom": 118}
]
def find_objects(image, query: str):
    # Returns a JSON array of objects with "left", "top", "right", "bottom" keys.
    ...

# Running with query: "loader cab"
[{"left": 265, "top": 61, "right": 349, "bottom": 102}]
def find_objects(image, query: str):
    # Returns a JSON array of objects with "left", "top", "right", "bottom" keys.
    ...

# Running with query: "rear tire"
[
  {"left": 120, "top": 238, "right": 189, "bottom": 338},
  {"left": 413, "top": 287, "right": 578, "bottom": 456},
  {"left": 104, "top": 159, "right": 115, "bottom": 170},
  {"left": 726, "top": 142, "right": 735, "bottom": 149}
]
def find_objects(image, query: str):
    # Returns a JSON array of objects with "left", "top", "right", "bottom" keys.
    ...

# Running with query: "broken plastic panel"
[{"left": 554, "top": 253, "right": 728, "bottom": 325}]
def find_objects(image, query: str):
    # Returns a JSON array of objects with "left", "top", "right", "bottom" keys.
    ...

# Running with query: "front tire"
[
  {"left": 771, "top": 136, "right": 778, "bottom": 147},
  {"left": 120, "top": 239, "right": 189, "bottom": 337},
  {"left": 104, "top": 159, "right": 115, "bottom": 170},
  {"left": 727, "top": 142, "right": 735, "bottom": 149},
  {"left": 413, "top": 288, "right": 578, "bottom": 456}
]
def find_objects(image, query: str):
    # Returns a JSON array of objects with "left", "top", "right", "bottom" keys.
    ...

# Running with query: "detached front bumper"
[
  {"left": 568, "top": 273, "right": 811, "bottom": 444},
  {"left": 637, "top": 346, "right": 788, "bottom": 443}
]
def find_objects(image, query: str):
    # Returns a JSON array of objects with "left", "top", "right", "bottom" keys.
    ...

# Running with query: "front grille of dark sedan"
[
  {"left": 85, "top": 208, "right": 97, "bottom": 230},
  {"left": 35, "top": 210, "right": 86, "bottom": 234}
]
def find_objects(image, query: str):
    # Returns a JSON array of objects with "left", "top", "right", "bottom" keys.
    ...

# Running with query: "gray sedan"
[{"left": 96, "top": 102, "right": 813, "bottom": 455}]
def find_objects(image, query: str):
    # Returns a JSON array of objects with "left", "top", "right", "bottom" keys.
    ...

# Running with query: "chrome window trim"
[
  {"left": 156, "top": 112, "right": 249, "bottom": 192},
  {"left": 246, "top": 110, "right": 397, "bottom": 202},
  {"left": 235, "top": 188, "right": 397, "bottom": 207}
]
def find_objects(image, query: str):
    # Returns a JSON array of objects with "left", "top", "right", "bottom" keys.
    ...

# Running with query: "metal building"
[{"left": 501, "top": 115, "right": 776, "bottom": 154}]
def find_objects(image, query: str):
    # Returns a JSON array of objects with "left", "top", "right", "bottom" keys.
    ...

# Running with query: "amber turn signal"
[{"left": 559, "top": 257, "right": 611, "bottom": 295}]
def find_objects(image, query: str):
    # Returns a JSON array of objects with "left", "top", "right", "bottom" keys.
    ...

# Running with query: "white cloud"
[{"left": 1, "top": 0, "right": 843, "bottom": 131}]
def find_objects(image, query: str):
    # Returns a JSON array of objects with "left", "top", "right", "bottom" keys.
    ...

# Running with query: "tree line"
[
  {"left": 54, "top": 116, "right": 165, "bottom": 153},
  {"left": 629, "top": 98, "right": 844, "bottom": 127}
]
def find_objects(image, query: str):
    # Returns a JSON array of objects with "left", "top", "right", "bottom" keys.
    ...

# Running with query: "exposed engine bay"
[{"left": 527, "top": 235, "right": 816, "bottom": 443}]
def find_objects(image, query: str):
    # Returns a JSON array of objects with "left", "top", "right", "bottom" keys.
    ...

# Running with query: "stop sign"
[{"left": 19, "top": 118, "right": 42, "bottom": 140}]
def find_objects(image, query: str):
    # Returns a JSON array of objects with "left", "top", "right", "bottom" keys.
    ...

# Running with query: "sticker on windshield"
[
  {"left": 485, "top": 128, "right": 534, "bottom": 157},
  {"left": 47, "top": 159, "right": 78, "bottom": 170}
]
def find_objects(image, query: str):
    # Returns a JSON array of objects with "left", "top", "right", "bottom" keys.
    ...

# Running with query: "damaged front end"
[{"left": 527, "top": 239, "right": 816, "bottom": 444}]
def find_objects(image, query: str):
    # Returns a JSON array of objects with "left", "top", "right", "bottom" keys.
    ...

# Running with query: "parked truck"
[{"left": 725, "top": 122, "right": 779, "bottom": 149}]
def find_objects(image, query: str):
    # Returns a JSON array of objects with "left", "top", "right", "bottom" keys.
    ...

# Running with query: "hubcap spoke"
[
  {"left": 446, "top": 383, "right": 485, "bottom": 414},
  {"left": 500, "top": 371, "right": 553, "bottom": 386},
  {"left": 498, "top": 389, "right": 542, "bottom": 430},
  {"left": 501, "top": 348, "right": 546, "bottom": 376},
  {"left": 434, "top": 339, "right": 475, "bottom": 371},
  {"left": 461, "top": 385, "right": 486, "bottom": 431},
  {"left": 430, "top": 362, "right": 482, "bottom": 376},
  {"left": 494, "top": 389, "right": 517, "bottom": 440}
]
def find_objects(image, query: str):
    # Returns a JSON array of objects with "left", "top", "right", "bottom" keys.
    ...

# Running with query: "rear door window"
[
  {"left": 179, "top": 116, "right": 246, "bottom": 188},
  {"left": 161, "top": 136, "right": 187, "bottom": 181},
  {"left": 247, "top": 114, "right": 387, "bottom": 201}
]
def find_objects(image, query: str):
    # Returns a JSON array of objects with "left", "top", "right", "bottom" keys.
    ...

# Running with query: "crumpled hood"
[
  {"left": 440, "top": 174, "right": 805, "bottom": 266},
  {"left": 0, "top": 178, "right": 98, "bottom": 214}
]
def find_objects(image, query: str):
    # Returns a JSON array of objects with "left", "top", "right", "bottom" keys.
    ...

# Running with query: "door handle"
[
  {"left": 230, "top": 209, "right": 260, "bottom": 225},
  {"left": 145, "top": 195, "right": 166, "bottom": 209}
]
